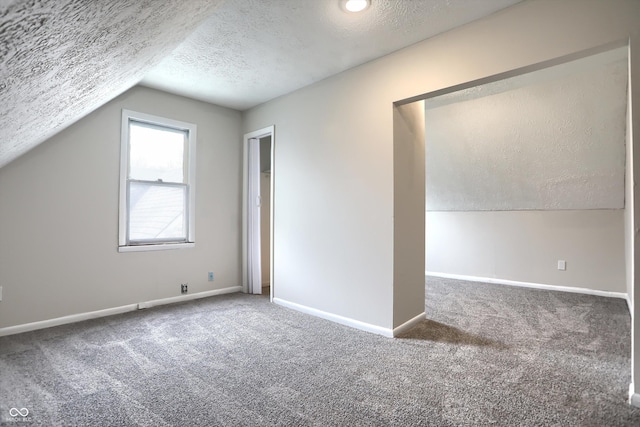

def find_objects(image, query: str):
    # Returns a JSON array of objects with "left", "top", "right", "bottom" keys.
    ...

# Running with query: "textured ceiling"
[
  {"left": 0, "top": 0, "right": 522, "bottom": 169},
  {"left": 140, "top": 0, "right": 523, "bottom": 110},
  {"left": 425, "top": 47, "right": 628, "bottom": 211},
  {"left": 0, "top": 0, "right": 222, "bottom": 168}
]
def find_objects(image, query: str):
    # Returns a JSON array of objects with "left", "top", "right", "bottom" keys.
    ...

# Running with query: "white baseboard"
[
  {"left": 630, "top": 386, "right": 640, "bottom": 407},
  {"left": 273, "top": 297, "right": 395, "bottom": 337},
  {"left": 426, "top": 271, "right": 628, "bottom": 300},
  {"left": 136, "top": 286, "right": 242, "bottom": 310},
  {"left": 0, "top": 304, "right": 140, "bottom": 338},
  {"left": 393, "top": 312, "right": 425, "bottom": 337},
  {"left": 0, "top": 286, "right": 242, "bottom": 337}
]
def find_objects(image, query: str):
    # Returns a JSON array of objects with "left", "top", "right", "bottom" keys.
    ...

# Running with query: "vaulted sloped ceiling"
[
  {"left": 0, "top": 0, "right": 222, "bottom": 168},
  {"left": 0, "top": 0, "right": 523, "bottom": 169},
  {"left": 141, "top": 0, "right": 523, "bottom": 111}
]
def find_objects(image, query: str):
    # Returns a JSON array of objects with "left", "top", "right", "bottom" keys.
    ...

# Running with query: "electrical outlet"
[
  {"left": 0, "top": 286, "right": 2, "bottom": 301},
  {"left": 181, "top": 283, "right": 188, "bottom": 294},
  {"left": 208, "top": 272, "right": 214, "bottom": 281},
  {"left": 557, "top": 260, "right": 566, "bottom": 271}
]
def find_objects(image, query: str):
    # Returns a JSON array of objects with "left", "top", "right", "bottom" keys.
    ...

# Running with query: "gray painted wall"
[
  {"left": 243, "top": 0, "right": 640, "bottom": 390},
  {"left": 0, "top": 86, "right": 242, "bottom": 328},
  {"left": 426, "top": 210, "right": 625, "bottom": 292},
  {"left": 1, "top": 0, "right": 639, "bottom": 399},
  {"left": 393, "top": 101, "right": 426, "bottom": 327},
  {"left": 393, "top": 101, "right": 425, "bottom": 328}
]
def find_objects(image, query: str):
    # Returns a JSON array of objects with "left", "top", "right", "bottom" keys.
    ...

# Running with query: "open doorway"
[
  {"left": 243, "top": 126, "right": 275, "bottom": 300},
  {"left": 392, "top": 43, "right": 634, "bottom": 407},
  {"left": 259, "top": 135, "right": 272, "bottom": 295},
  {"left": 422, "top": 46, "right": 629, "bottom": 298}
]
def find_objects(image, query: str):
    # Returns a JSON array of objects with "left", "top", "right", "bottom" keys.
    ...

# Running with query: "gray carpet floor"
[{"left": 1, "top": 277, "right": 640, "bottom": 426}]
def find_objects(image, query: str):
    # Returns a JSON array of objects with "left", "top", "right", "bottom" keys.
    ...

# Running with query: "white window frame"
[{"left": 118, "top": 109, "right": 197, "bottom": 252}]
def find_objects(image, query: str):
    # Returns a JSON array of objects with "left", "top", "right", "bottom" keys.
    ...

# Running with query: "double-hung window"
[{"left": 119, "top": 110, "right": 196, "bottom": 252}]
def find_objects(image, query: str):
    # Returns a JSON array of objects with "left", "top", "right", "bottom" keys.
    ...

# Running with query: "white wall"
[
  {"left": 243, "top": 0, "right": 640, "bottom": 381},
  {"left": 426, "top": 210, "right": 625, "bottom": 292},
  {"left": 0, "top": 86, "right": 242, "bottom": 328}
]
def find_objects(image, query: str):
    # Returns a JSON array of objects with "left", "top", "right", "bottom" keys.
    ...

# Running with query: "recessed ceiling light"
[{"left": 342, "top": 0, "right": 371, "bottom": 13}]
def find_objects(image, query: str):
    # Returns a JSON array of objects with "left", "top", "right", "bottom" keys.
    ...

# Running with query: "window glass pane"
[
  {"left": 129, "top": 182, "right": 187, "bottom": 242},
  {"left": 129, "top": 122, "right": 185, "bottom": 182}
]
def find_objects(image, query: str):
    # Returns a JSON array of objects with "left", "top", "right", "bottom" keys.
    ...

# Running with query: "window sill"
[{"left": 118, "top": 242, "right": 195, "bottom": 253}]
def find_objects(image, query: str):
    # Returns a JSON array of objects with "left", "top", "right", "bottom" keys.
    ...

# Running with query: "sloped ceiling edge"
[{"left": 0, "top": 0, "right": 223, "bottom": 168}]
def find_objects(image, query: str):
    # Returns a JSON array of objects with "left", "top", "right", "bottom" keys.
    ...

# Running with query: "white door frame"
[{"left": 242, "top": 126, "right": 275, "bottom": 301}]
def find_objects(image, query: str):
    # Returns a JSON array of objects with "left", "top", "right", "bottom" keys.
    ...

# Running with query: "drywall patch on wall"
[{"left": 425, "top": 49, "right": 628, "bottom": 211}]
